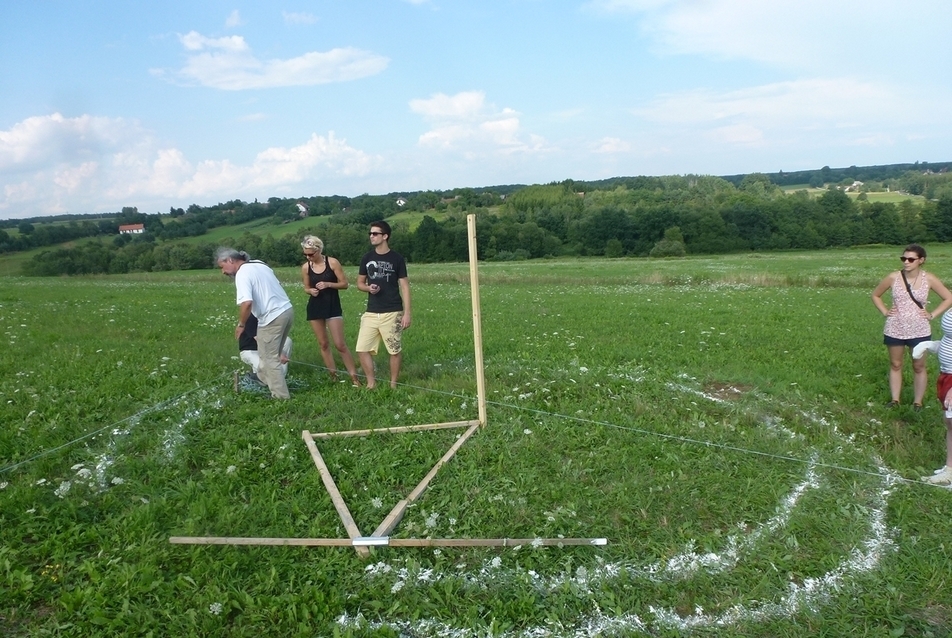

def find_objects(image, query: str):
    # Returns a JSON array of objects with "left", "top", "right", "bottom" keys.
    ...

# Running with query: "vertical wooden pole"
[{"left": 467, "top": 214, "right": 488, "bottom": 427}]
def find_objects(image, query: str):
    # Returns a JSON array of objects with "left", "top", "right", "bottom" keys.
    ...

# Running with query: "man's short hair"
[
  {"left": 214, "top": 247, "right": 249, "bottom": 264},
  {"left": 370, "top": 220, "right": 392, "bottom": 237}
]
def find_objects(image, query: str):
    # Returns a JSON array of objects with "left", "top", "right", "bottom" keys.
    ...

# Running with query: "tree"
[
  {"left": 18, "top": 222, "right": 35, "bottom": 235},
  {"left": 649, "top": 226, "right": 687, "bottom": 257}
]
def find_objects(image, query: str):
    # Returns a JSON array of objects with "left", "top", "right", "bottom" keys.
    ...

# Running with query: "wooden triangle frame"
[{"left": 170, "top": 216, "right": 608, "bottom": 554}]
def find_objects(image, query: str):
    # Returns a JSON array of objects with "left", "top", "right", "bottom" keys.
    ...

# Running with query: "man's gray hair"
[{"left": 214, "top": 247, "right": 250, "bottom": 264}]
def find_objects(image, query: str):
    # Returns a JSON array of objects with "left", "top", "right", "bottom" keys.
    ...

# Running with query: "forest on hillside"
[{"left": 10, "top": 164, "right": 952, "bottom": 276}]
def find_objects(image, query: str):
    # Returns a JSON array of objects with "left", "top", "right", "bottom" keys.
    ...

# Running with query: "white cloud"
[
  {"left": 594, "top": 137, "right": 632, "bottom": 154},
  {"left": 0, "top": 113, "right": 379, "bottom": 217},
  {"left": 637, "top": 78, "right": 908, "bottom": 129},
  {"left": 282, "top": 11, "right": 318, "bottom": 25},
  {"left": 410, "top": 91, "right": 546, "bottom": 154},
  {"left": 586, "top": 0, "right": 951, "bottom": 74},
  {"left": 171, "top": 31, "right": 388, "bottom": 90},
  {"left": 225, "top": 10, "right": 243, "bottom": 28}
]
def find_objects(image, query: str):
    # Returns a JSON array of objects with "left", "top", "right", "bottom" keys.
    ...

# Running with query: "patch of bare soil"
[{"left": 702, "top": 381, "right": 753, "bottom": 401}]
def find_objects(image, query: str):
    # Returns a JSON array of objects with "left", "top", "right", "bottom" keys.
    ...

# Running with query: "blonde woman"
[
  {"left": 300, "top": 236, "right": 360, "bottom": 386},
  {"left": 872, "top": 244, "right": 952, "bottom": 409}
]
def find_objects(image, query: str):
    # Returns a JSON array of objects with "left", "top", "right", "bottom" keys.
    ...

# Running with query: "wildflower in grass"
[
  {"left": 490, "top": 557, "right": 502, "bottom": 569},
  {"left": 0, "top": 482, "right": 7, "bottom": 490},
  {"left": 111, "top": 477, "right": 124, "bottom": 485},
  {"left": 26, "top": 508, "right": 36, "bottom": 514},
  {"left": 209, "top": 602, "right": 223, "bottom": 615},
  {"left": 35, "top": 478, "right": 46, "bottom": 485},
  {"left": 531, "top": 538, "right": 544, "bottom": 549},
  {"left": 371, "top": 497, "right": 383, "bottom": 508},
  {"left": 449, "top": 517, "right": 457, "bottom": 526},
  {"left": 524, "top": 428, "right": 532, "bottom": 435},
  {"left": 433, "top": 549, "right": 442, "bottom": 557},
  {"left": 394, "top": 413, "right": 400, "bottom": 420},
  {"left": 405, "top": 407, "right": 414, "bottom": 415},
  {"left": 54, "top": 481, "right": 71, "bottom": 498},
  {"left": 226, "top": 465, "right": 237, "bottom": 474},
  {"left": 390, "top": 581, "right": 404, "bottom": 594},
  {"left": 579, "top": 366, "right": 588, "bottom": 373},
  {"left": 425, "top": 512, "right": 439, "bottom": 529},
  {"left": 460, "top": 402, "right": 467, "bottom": 410}
]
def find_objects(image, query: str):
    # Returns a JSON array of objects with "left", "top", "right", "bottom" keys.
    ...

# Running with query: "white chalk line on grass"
[
  {"left": 339, "top": 377, "right": 903, "bottom": 637},
  {"left": 10, "top": 363, "right": 909, "bottom": 635},
  {"left": 0, "top": 378, "right": 225, "bottom": 475}
]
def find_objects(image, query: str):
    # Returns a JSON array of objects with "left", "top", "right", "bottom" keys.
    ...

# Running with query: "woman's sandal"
[{"left": 885, "top": 400, "right": 900, "bottom": 408}]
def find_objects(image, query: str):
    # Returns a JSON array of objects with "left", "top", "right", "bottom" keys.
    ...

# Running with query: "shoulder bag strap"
[{"left": 900, "top": 270, "right": 925, "bottom": 309}]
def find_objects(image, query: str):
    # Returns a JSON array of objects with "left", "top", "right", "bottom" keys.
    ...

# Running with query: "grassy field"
[
  {"left": 779, "top": 185, "right": 925, "bottom": 205},
  {"left": 2, "top": 247, "right": 952, "bottom": 636}
]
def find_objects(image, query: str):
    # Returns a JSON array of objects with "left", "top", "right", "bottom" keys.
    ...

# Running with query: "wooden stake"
[
  {"left": 467, "top": 214, "right": 488, "bottom": 427},
  {"left": 311, "top": 420, "right": 478, "bottom": 439},
  {"left": 371, "top": 422, "right": 481, "bottom": 538},
  {"left": 169, "top": 536, "right": 609, "bottom": 547},
  {"left": 301, "top": 430, "right": 370, "bottom": 558}
]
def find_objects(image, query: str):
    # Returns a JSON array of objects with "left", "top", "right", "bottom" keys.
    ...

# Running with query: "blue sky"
[{"left": 1, "top": 0, "right": 950, "bottom": 219}]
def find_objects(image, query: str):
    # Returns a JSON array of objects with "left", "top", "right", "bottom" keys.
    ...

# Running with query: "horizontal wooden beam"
[
  {"left": 311, "top": 420, "right": 479, "bottom": 439},
  {"left": 169, "top": 536, "right": 609, "bottom": 547}
]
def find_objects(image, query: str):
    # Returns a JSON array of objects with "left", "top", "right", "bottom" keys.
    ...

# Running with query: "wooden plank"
[
  {"left": 371, "top": 422, "right": 481, "bottom": 538},
  {"left": 301, "top": 430, "right": 370, "bottom": 558},
  {"left": 170, "top": 536, "right": 355, "bottom": 546},
  {"left": 169, "top": 536, "right": 609, "bottom": 547},
  {"left": 467, "top": 214, "right": 488, "bottom": 427},
  {"left": 311, "top": 420, "right": 478, "bottom": 439}
]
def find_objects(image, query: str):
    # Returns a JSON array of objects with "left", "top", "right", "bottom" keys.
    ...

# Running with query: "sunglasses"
[
  {"left": 900, "top": 256, "right": 920, "bottom": 263},
  {"left": 369, "top": 231, "right": 384, "bottom": 236}
]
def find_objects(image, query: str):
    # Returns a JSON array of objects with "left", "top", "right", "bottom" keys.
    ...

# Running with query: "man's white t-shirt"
[{"left": 235, "top": 260, "right": 292, "bottom": 326}]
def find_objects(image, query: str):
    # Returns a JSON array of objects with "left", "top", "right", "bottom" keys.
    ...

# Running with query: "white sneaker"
[
  {"left": 912, "top": 340, "right": 939, "bottom": 360},
  {"left": 922, "top": 466, "right": 952, "bottom": 485}
]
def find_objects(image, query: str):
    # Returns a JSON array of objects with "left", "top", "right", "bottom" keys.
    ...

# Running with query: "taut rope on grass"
[{"left": 0, "top": 373, "right": 228, "bottom": 475}]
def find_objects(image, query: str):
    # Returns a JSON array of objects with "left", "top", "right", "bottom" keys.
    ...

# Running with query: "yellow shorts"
[{"left": 356, "top": 311, "right": 404, "bottom": 355}]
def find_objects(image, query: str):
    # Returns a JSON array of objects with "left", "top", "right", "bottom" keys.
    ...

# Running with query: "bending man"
[{"left": 216, "top": 248, "right": 294, "bottom": 399}]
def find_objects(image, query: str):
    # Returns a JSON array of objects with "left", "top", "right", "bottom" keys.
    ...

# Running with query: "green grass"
[
  {"left": 2, "top": 248, "right": 952, "bottom": 636},
  {"left": 780, "top": 185, "right": 925, "bottom": 205}
]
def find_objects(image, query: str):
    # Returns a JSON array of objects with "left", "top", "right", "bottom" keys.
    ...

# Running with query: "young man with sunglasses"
[{"left": 355, "top": 221, "right": 411, "bottom": 389}]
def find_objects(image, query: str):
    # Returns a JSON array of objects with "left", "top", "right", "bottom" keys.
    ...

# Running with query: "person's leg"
[
  {"left": 924, "top": 416, "right": 952, "bottom": 484},
  {"left": 328, "top": 318, "right": 360, "bottom": 386},
  {"left": 912, "top": 350, "right": 928, "bottom": 406},
  {"left": 887, "top": 345, "right": 905, "bottom": 403},
  {"left": 309, "top": 319, "right": 336, "bottom": 379},
  {"left": 383, "top": 312, "right": 404, "bottom": 389},
  {"left": 356, "top": 313, "right": 380, "bottom": 389},
  {"left": 257, "top": 309, "right": 293, "bottom": 399},
  {"left": 240, "top": 350, "right": 260, "bottom": 374},
  {"left": 279, "top": 337, "right": 292, "bottom": 377},
  {"left": 924, "top": 381, "right": 952, "bottom": 483},
  {"left": 389, "top": 352, "right": 402, "bottom": 389}
]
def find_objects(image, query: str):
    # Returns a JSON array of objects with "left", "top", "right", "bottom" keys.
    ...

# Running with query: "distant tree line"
[{"left": 20, "top": 168, "right": 952, "bottom": 276}]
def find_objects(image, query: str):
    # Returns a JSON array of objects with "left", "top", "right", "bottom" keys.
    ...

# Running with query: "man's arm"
[{"left": 399, "top": 277, "right": 411, "bottom": 329}]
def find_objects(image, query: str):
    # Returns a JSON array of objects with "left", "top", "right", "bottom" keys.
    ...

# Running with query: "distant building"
[
  {"left": 118, "top": 223, "right": 145, "bottom": 234},
  {"left": 296, "top": 202, "right": 309, "bottom": 217},
  {"left": 396, "top": 197, "right": 408, "bottom": 207}
]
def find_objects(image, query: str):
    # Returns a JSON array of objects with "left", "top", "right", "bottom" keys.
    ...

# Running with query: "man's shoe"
[
  {"left": 922, "top": 466, "right": 952, "bottom": 485},
  {"left": 244, "top": 372, "right": 265, "bottom": 386}
]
